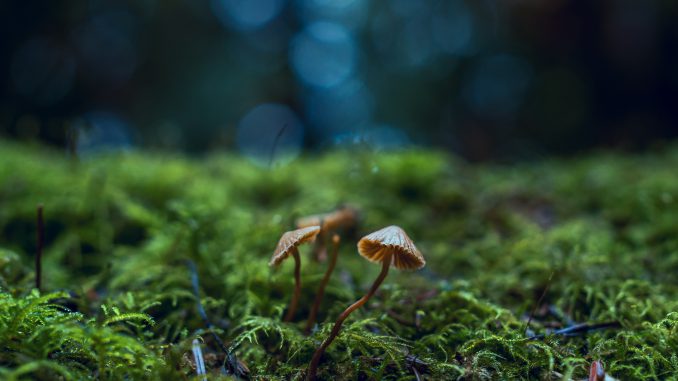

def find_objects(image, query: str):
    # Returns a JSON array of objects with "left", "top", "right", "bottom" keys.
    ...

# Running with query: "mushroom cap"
[
  {"left": 357, "top": 225, "right": 425, "bottom": 270},
  {"left": 269, "top": 226, "right": 321, "bottom": 266},
  {"left": 296, "top": 206, "right": 359, "bottom": 232}
]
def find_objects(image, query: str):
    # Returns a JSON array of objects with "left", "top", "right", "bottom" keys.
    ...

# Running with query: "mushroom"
[
  {"left": 270, "top": 226, "right": 321, "bottom": 322},
  {"left": 296, "top": 205, "right": 359, "bottom": 261},
  {"left": 306, "top": 225, "right": 425, "bottom": 380},
  {"left": 305, "top": 234, "right": 341, "bottom": 334}
]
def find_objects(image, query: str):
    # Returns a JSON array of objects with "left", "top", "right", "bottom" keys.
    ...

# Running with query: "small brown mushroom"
[
  {"left": 296, "top": 205, "right": 359, "bottom": 261},
  {"left": 306, "top": 225, "right": 425, "bottom": 380},
  {"left": 270, "top": 226, "right": 321, "bottom": 322},
  {"left": 305, "top": 234, "right": 341, "bottom": 334}
]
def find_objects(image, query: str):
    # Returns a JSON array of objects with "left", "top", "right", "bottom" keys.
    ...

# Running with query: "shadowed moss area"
[{"left": 0, "top": 141, "right": 677, "bottom": 380}]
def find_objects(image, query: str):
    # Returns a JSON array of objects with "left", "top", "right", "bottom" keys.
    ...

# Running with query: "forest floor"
[{"left": 0, "top": 141, "right": 677, "bottom": 380}]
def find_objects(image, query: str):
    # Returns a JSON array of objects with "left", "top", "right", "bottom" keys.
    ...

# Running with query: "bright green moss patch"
[{"left": 0, "top": 141, "right": 677, "bottom": 380}]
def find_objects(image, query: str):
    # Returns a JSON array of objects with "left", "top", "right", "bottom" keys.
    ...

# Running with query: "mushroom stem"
[
  {"left": 312, "top": 218, "right": 327, "bottom": 262},
  {"left": 284, "top": 248, "right": 302, "bottom": 322},
  {"left": 312, "top": 232, "right": 327, "bottom": 262},
  {"left": 306, "top": 252, "right": 392, "bottom": 381},
  {"left": 305, "top": 235, "right": 340, "bottom": 334}
]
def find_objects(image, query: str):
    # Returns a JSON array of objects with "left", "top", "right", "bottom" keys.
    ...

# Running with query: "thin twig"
[
  {"left": 412, "top": 366, "right": 422, "bottom": 381},
  {"left": 186, "top": 260, "right": 228, "bottom": 352},
  {"left": 36, "top": 204, "right": 44, "bottom": 291},
  {"left": 528, "top": 321, "right": 622, "bottom": 340},
  {"left": 186, "top": 260, "right": 249, "bottom": 379},
  {"left": 268, "top": 123, "right": 288, "bottom": 169},
  {"left": 524, "top": 271, "right": 554, "bottom": 335}
]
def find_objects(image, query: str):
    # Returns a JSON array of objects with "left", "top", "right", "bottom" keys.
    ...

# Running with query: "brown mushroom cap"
[
  {"left": 296, "top": 206, "right": 359, "bottom": 232},
  {"left": 269, "top": 226, "right": 321, "bottom": 266},
  {"left": 357, "top": 225, "right": 425, "bottom": 270}
]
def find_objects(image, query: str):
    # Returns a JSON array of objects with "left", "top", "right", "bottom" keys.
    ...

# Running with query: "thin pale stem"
[
  {"left": 306, "top": 252, "right": 392, "bottom": 381},
  {"left": 305, "top": 235, "right": 340, "bottom": 334},
  {"left": 284, "top": 248, "right": 301, "bottom": 322}
]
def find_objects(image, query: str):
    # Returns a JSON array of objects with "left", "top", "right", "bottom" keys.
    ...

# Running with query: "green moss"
[{"left": 0, "top": 141, "right": 677, "bottom": 380}]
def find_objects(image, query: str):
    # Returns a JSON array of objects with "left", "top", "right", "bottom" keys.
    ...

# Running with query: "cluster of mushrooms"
[{"left": 269, "top": 206, "right": 426, "bottom": 380}]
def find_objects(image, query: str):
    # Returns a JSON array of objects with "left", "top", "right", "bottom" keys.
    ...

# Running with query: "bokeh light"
[
  {"left": 430, "top": 1, "right": 474, "bottom": 56},
  {"left": 303, "top": 79, "right": 373, "bottom": 136},
  {"left": 295, "top": 0, "right": 369, "bottom": 30},
  {"left": 1, "top": 0, "right": 676, "bottom": 156},
  {"left": 371, "top": 9, "right": 434, "bottom": 69},
  {"left": 211, "top": 0, "right": 286, "bottom": 31},
  {"left": 236, "top": 103, "right": 304, "bottom": 167},
  {"left": 371, "top": 0, "right": 475, "bottom": 71},
  {"left": 76, "top": 112, "right": 134, "bottom": 156},
  {"left": 290, "top": 22, "right": 357, "bottom": 88}
]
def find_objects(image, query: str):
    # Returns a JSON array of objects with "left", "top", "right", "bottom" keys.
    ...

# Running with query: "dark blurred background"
[{"left": 1, "top": 0, "right": 676, "bottom": 162}]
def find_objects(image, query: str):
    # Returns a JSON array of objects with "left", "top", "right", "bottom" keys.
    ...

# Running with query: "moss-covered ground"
[{"left": 0, "top": 141, "right": 677, "bottom": 380}]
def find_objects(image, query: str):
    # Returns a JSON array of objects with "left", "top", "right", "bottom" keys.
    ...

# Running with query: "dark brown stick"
[
  {"left": 305, "top": 235, "right": 340, "bottom": 334},
  {"left": 36, "top": 204, "right": 44, "bottom": 291},
  {"left": 306, "top": 253, "right": 392, "bottom": 380}
]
